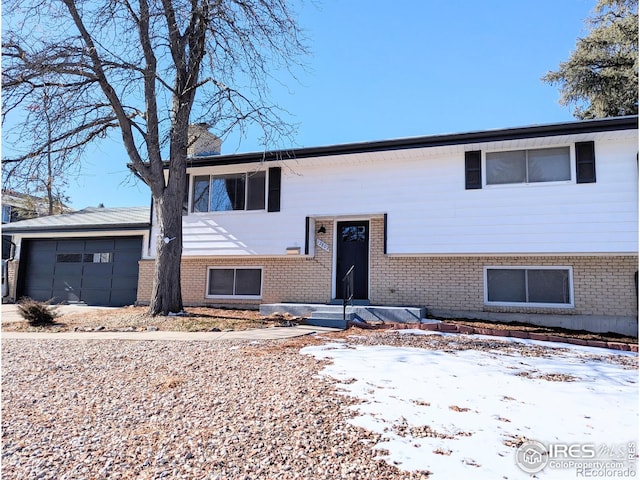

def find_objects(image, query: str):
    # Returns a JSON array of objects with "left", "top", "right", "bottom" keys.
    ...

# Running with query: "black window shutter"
[
  {"left": 267, "top": 167, "right": 281, "bottom": 212},
  {"left": 304, "top": 217, "right": 310, "bottom": 255},
  {"left": 575, "top": 141, "right": 596, "bottom": 184},
  {"left": 182, "top": 174, "right": 190, "bottom": 215},
  {"left": 465, "top": 151, "right": 482, "bottom": 189},
  {"left": 383, "top": 213, "right": 388, "bottom": 254}
]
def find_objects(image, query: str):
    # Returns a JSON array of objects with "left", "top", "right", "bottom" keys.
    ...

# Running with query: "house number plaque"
[{"left": 316, "top": 239, "right": 329, "bottom": 252}]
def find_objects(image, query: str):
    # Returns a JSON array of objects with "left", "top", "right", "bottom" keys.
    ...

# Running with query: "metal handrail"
[{"left": 342, "top": 264, "right": 355, "bottom": 321}]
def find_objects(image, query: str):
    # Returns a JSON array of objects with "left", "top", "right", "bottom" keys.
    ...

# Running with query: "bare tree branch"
[{"left": 2, "top": 0, "right": 308, "bottom": 314}]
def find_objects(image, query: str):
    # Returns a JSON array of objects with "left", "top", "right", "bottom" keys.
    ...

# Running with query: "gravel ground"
[
  {"left": 4, "top": 304, "right": 636, "bottom": 346},
  {"left": 1, "top": 306, "right": 271, "bottom": 333},
  {"left": 2, "top": 331, "right": 636, "bottom": 479},
  {"left": 2, "top": 334, "right": 430, "bottom": 480}
]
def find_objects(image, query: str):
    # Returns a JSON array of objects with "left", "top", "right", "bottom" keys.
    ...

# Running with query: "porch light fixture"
[{"left": 317, "top": 225, "right": 326, "bottom": 234}]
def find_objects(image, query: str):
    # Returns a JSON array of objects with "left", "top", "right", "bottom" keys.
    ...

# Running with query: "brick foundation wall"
[
  {"left": 370, "top": 255, "right": 637, "bottom": 317},
  {"left": 137, "top": 260, "right": 154, "bottom": 304},
  {"left": 367, "top": 217, "right": 637, "bottom": 317},
  {"left": 137, "top": 217, "right": 638, "bottom": 318},
  {"left": 139, "top": 223, "right": 336, "bottom": 308},
  {"left": 5, "top": 260, "right": 18, "bottom": 301}
]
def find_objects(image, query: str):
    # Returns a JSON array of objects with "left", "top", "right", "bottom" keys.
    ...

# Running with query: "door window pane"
[
  {"left": 341, "top": 226, "right": 366, "bottom": 242},
  {"left": 56, "top": 253, "right": 84, "bottom": 263},
  {"left": 93, "top": 253, "right": 112, "bottom": 263}
]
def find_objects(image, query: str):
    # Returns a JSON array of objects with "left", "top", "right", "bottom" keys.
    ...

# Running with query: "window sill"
[
  {"left": 206, "top": 295, "right": 262, "bottom": 300},
  {"left": 484, "top": 180, "right": 573, "bottom": 189},
  {"left": 484, "top": 301, "right": 574, "bottom": 309},
  {"left": 190, "top": 209, "right": 267, "bottom": 215}
]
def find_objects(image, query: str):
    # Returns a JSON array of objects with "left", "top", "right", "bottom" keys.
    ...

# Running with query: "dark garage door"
[{"left": 20, "top": 237, "right": 142, "bottom": 306}]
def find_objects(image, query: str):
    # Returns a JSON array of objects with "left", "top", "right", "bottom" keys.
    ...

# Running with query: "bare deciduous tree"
[
  {"left": 3, "top": 88, "right": 77, "bottom": 216},
  {"left": 2, "top": 0, "right": 308, "bottom": 315}
]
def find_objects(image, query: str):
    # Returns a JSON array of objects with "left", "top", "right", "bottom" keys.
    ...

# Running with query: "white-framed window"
[
  {"left": 484, "top": 266, "right": 573, "bottom": 308},
  {"left": 486, "top": 147, "right": 571, "bottom": 185},
  {"left": 206, "top": 267, "right": 263, "bottom": 298},
  {"left": 192, "top": 171, "right": 266, "bottom": 212},
  {"left": 2, "top": 205, "right": 12, "bottom": 224}
]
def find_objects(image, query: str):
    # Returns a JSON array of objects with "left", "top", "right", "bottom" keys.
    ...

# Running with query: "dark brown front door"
[{"left": 336, "top": 221, "right": 369, "bottom": 300}]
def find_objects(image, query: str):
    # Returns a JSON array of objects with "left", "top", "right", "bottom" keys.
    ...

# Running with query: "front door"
[{"left": 336, "top": 221, "right": 369, "bottom": 300}]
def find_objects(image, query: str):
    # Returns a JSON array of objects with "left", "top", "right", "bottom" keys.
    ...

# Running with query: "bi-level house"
[{"left": 138, "top": 116, "right": 638, "bottom": 335}]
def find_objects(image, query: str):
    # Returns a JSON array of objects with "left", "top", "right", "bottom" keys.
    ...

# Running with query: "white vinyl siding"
[
  {"left": 165, "top": 132, "right": 637, "bottom": 257},
  {"left": 484, "top": 266, "right": 573, "bottom": 308}
]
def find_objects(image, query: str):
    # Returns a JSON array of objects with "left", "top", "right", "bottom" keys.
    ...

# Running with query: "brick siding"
[
  {"left": 137, "top": 217, "right": 638, "bottom": 318},
  {"left": 5, "top": 260, "right": 18, "bottom": 301}
]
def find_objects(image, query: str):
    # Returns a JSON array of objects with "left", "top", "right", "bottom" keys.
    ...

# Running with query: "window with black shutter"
[
  {"left": 465, "top": 151, "right": 482, "bottom": 189},
  {"left": 190, "top": 171, "right": 268, "bottom": 212},
  {"left": 575, "top": 141, "right": 596, "bottom": 184}
]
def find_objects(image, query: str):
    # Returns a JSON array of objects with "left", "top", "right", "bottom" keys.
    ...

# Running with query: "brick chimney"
[{"left": 187, "top": 123, "right": 222, "bottom": 157}]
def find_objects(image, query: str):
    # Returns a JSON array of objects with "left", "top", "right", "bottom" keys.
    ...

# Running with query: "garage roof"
[{"left": 1, "top": 206, "right": 150, "bottom": 234}]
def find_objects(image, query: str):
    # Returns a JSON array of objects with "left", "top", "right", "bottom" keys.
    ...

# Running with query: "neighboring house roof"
[
  {"left": 1, "top": 206, "right": 151, "bottom": 234},
  {"left": 1, "top": 189, "right": 71, "bottom": 221},
  {"left": 181, "top": 115, "right": 638, "bottom": 168}
]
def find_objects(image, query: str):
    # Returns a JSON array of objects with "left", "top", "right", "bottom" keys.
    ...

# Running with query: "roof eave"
[
  {"left": 2, "top": 223, "right": 150, "bottom": 234},
  {"left": 178, "top": 115, "right": 639, "bottom": 168}
]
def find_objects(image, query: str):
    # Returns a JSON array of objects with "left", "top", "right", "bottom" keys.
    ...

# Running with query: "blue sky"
[{"left": 62, "top": 0, "right": 594, "bottom": 209}]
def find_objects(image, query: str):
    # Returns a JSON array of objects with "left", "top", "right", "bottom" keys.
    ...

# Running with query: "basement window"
[
  {"left": 207, "top": 267, "right": 262, "bottom": 298},
  {"left": 484, "top": 266, "right": 573, "bottom": 308}
]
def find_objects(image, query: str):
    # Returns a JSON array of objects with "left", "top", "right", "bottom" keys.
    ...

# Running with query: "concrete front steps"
[
  {"left": 306, "top": 311, "right": 353, "bottom": 329},
  {"left": 259, "top": 303, "right": 426, "bottom": 329}
]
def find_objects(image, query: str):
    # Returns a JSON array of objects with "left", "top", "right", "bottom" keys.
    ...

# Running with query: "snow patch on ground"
[{"left": 301, "top": 336, "right": 638, "bottom": 479}]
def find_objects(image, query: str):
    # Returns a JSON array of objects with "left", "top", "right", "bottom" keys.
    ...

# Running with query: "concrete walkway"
[
  {"left": 0, "top": 304, "right": 340, "bottom": 341},
  {"left": 1, "top": 325, "right": 339, "bottom": 341}
]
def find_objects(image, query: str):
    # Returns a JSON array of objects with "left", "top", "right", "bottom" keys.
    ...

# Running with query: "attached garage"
[
  {"left": 20, "top": 237, "right": 142, "bottom": 306},
  {"left": 3, "top": 206, "right": 150, "bottom": 307}
]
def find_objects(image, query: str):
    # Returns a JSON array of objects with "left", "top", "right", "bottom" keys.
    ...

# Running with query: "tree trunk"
[{"left": 149, "top": 175, "right": 185, "bottom": 315}]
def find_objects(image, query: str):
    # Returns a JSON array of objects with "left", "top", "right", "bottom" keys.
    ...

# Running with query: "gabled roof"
[
  {"left": 1, "top": 206, "right": 151, "bottom": 234},
  {"left": 183, "top": 115, "right": 638, "bottom": 168}
]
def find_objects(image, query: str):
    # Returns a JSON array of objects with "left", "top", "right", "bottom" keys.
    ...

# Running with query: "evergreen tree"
[{"left": 543, "top": 0, "right": 638, "bottom": 119}]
